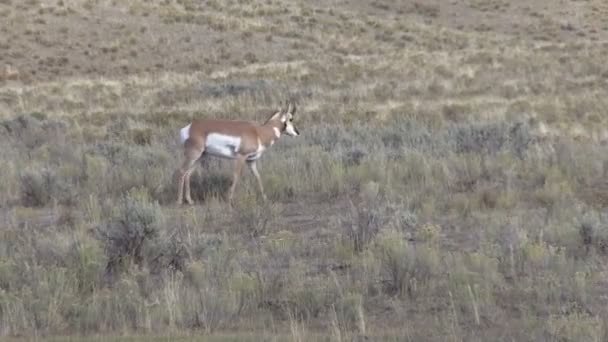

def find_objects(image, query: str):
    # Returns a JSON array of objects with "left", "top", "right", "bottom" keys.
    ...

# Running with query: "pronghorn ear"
[
  {"left": 278, "top": 101, "right": 287, "bottom": 114},
  {"left": 270, "top": 104, "right": 285, "bottom": 121}
]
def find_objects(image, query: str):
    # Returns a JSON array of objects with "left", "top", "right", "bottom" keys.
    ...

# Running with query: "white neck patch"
[{"left": 273, "top": 127, "right": 281, "bottom": 138}]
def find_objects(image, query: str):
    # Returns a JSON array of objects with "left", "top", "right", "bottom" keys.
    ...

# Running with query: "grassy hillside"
[{"left": 2, "top": 0, "right": 608, "bottom": 341}]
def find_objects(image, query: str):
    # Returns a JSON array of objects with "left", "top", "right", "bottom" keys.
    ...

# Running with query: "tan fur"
[
  {"left": 186, "top": 119, "right": 279, "bottom": 153},
  {"left": 176, "top": 103, "right": 299, "bottom": 205}
]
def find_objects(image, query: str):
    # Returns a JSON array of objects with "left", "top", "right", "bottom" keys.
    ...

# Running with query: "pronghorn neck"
[{"left": 258, "top": 119, "right": 283, "bottom": 147}]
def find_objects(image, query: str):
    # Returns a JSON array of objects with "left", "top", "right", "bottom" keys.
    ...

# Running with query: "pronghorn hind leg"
[
  {"left": 177, "top": 141, "right": 204, "bottom": 205},
  {"left": 228, "top": 154, "right": 247, "bottom": 207},
  {"left": 186, "top": 152, "right": 210, "bottom": 204},
  {"left": 247, "top": 160, "right": 267, "bottom": 202}
]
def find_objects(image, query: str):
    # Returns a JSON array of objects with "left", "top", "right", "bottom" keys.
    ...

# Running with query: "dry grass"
[{"left": 2, "top": 0, "right": 608, "bottom": 341}]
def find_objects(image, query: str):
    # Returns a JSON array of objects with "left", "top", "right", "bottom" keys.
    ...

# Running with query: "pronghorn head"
[
  {"left": 283, "top": 102, "right": 299, "bottom": 137},
  {"left": 270, "top": 102, "right": 300, "bottom": 137}
]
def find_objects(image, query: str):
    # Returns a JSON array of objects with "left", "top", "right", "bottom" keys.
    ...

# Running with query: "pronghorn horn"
[
  {"left": 290, "top": 102, "right": 297, "bottom": 116},
  {"left": 287, "top": 102, "right": 293, "bottom": 114}
]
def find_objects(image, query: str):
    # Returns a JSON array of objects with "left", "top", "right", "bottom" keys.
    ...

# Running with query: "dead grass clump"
[
  {"left": 131, "top": 127, "right": 153, "bottom": 146},
  {"left": 371, "top": 82, "right": 395, "bottom": 101},
  {"left": 243, "top": 52, "right": 258, "bottom": 65},
  {"left": 450, "top": 121, "right": 532, "bottom": 158},
  {"left": 442, "top": 103, "right": 471, "bottom": 123},
  {"left": 412, "top": 2, "right": 440, "bottom": 18}
]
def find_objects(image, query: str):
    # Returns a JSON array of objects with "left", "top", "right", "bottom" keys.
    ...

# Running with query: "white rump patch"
[
  {"left": 179, "top": 124, "right": 191, "bottom": 144},
  {"left": 205, "top": 133, "right": 242, "bottom": 159}
]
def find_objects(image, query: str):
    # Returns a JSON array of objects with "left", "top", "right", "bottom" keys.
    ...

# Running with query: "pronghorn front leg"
[
  {"left": 247, "top": 160, "right": 267, "bottom": 202},
  {"left": 176, "top": 161, "right": 191, "bottom": 205},
  {"left": 183, "top": 167, "right": 196, "bottom": 204},
  {"left": 177, "top": 160, "right": 197, "bottom": 205},
  {"left": 228, "top": 154, "right": 247, "bottom": 206}
]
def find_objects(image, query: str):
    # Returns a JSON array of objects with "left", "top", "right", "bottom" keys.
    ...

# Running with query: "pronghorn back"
[{"left": 181, "top": 118, "right": 268, "bottom": 156}]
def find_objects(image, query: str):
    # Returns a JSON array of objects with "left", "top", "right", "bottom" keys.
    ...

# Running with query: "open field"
[{"left": 2, "top": 0, "right": 608, "bottom": 341}]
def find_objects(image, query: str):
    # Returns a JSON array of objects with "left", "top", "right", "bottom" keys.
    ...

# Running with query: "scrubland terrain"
[{"left": 2, "top": 0, "right": 608, "bottom": 341}]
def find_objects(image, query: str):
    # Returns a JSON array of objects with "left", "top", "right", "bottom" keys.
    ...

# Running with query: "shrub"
[
  {"left": 577, "top": 212, "right": 608, "bottom": 255},
  {"left": 343, "top": 182, "right": 394, "bottom": 253},
  {"left": 96, "top": 189, "right": 163, "bottom": 284},
  {"left": 20, "top": 167, "right": 73, "bottom": 207},
  {"left": 450, "top": 121, "right": 532, "bottom": 158},
  {"left": 232, "top": 194, "right": 283, "bottom": 237},
  {"left": 375, "top": 229, "right": 441, "bottom": 298}
]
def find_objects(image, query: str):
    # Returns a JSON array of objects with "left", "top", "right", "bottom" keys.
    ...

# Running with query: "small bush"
[
  {"left": 375, "top": 230, "right": 441, "bottom": 298},
  {"left": 232, "top": 194, "right": 282, "bottom": 237},
  {"left": 577, "top": 212, "right": 608, "bottom": 255},
  {"left": 96, "top": 190, "right": 163, "bottom": 284},
  {"left": 343, "top": 182, "right": 394, "bottom": 252},
  {"left": 20, "top": 168, "right": 73, "bottom": 207},
  {"left": 148, "top": 234, "right": 191, "bottom": 277}
]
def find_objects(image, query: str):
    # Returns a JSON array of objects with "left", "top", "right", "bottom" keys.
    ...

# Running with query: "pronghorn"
[{"left": 176, "top": 102, "right": 300, "bottom": 205}]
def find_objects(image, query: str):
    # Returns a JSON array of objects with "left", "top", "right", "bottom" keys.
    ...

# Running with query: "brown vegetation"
[{"left": 2, "top": 0, "right": 608, "bottom": 341}]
